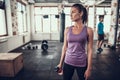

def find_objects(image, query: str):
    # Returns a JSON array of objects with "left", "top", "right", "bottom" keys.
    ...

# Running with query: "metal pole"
[{"left": 113, "top": 0, "right": 120, "bottom": 49}]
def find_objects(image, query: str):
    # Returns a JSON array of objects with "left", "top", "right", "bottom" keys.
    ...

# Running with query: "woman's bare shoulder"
[
  {"left": 64, "top": 27, "right": 71, "bottom": 34},
  {"left": 87, "top": 27, "right": 93, "bottom": 30},
  {"left": 86, "top": 27, "right": 93, "bottom": 36},
  {"left": 87, "top": 27, "right": 93, "bottom": 32}
]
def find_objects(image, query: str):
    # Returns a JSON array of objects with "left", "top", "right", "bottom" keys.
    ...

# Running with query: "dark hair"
[
  {"left": 99, "top": 15, "right": 104, "bottom": 18},
  {"left": 72, "top": 3, "right": 88, "bottom": 23}
]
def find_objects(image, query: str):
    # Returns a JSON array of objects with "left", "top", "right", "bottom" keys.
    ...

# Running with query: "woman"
[{"left": 57, "top": 3, "right": 93, "bottom": 80}]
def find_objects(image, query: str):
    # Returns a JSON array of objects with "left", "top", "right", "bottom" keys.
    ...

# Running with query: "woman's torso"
[{"left": 64, "top": 25, "right": 88, "bottom": 67}]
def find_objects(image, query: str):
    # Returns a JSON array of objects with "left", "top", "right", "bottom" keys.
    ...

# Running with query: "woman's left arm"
[
  {"left": 87, "top": 27, "right": 93, "bottom": 70},
  {"left": 84, "top": 27, "right": 93, "bottom": 80}
]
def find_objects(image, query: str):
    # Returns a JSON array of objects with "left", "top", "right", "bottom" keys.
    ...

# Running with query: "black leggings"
[{"left": 63, "top": 63, "right": 87, "bottom": 80}]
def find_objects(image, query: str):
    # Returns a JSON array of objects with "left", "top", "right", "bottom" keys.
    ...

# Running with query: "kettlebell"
[{"left": 41, "top": 40, "right": 48, "bottom": 51}]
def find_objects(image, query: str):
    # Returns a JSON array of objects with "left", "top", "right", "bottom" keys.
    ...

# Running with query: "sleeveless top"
[{"left": 64, "top": 25, "right": 88, "bottom": 67}]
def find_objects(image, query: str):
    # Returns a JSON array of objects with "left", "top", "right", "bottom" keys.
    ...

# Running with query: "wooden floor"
[{"left": 0, "top": 40, "right": 120, "bottom": 80}]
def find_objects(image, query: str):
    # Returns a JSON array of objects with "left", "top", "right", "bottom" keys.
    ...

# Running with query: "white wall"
[
  {"left": 0, "top": 40, "right": 8, "bottom": 53},
  {"left": 0, "top": 34, "right": 30, "bottom": 52},
  {"left": 7, "top": 36, "right": 24, "bottom": 52},
  {"left": 32, "top": 33, "right": 60, "bottom": 40}
]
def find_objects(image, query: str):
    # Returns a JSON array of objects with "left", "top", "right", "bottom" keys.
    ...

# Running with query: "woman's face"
[{"left": 70, "top": 7, "right": 82, "bottom": 22}]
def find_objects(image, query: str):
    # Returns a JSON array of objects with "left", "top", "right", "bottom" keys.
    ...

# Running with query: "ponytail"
[
  {"left": 82, "top": 7, "right": 88, "bottom": 23},
  {"left": 72, "top": 4, "right": 88, "bottom": 23}
]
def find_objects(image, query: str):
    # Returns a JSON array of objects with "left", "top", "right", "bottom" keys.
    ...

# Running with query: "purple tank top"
[{"left": 64, "top": 25, "right": 88, "bottom": 67}]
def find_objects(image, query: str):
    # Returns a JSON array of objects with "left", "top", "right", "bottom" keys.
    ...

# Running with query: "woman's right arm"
[{"left": 58, "top": 27, "right": 69, "bottom": 68}]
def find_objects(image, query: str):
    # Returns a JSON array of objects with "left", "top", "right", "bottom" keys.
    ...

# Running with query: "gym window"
[
  {"left": 34, "top": 7, "right": 59, "bottom": 33},
  {"left": 17, "top": 2, "right": 27, "bottom": 34},
  {"left": 0, "top": 0, "right": 7, "bottom": 37}
]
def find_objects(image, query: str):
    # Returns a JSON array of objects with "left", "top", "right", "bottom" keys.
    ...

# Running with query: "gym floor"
[{"left": 0, "top": 40, "right": 120, "bottom": 80}]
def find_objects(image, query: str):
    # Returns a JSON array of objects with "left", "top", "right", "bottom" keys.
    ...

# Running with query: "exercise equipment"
[
  {"left": 42, "top": 40, "right": 48, "bottom": 44},
  {"left": 41, "top": 40, "right": 48, "bottom": 51},
  {"left": 54, "top": 66, "right": 63, "bottom": 75},
  {"left": 54, "top": 66, "right": 60, "bottom": 72},
  {"left": 22, "top": 43, "right": 38, "bottom": 50}
]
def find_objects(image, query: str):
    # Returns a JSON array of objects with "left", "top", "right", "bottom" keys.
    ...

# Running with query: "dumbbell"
[
  {"left": 26, "top": 43, "right": 32, "bottom": 49},
  {"left": 41, "top": 40, "right": 48, "bottom": 51},
  {"left": 54, "top": 66, "right": 60, "bottom": 72},
  {"left": 54, "top": 66, "right": 63, "bottom": 75},
  {"left": 27, "top": 45, "right": 31, "bottom": 49}
]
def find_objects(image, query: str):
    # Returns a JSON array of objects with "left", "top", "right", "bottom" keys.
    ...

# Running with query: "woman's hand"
[
  {"left": 56, "top": 64, "right": 63, "bottom": 75},
  {"left": 57, "top": 63, "right": 62, "bottom": 69},
  {"left": 84, "top": 69, "right": 91, "bottom": 80}
]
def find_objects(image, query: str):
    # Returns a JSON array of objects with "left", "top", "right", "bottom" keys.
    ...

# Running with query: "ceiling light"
[
  {"left": 84, "top": 0, "right": 95, "bottom": 5},
  {"left": 62, "top": 0, "right": 68, "bottom": 5},
  {"left": 80, "top": 0, "right": 87, "bottom": 3},
  {"left": 28, "top": 0, "right": 35, "bottom": 4}
]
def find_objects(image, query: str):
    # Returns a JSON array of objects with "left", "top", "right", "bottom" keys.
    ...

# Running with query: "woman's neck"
[{"left": 74, "top": 21, "right": 84, "bottom": 29}]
